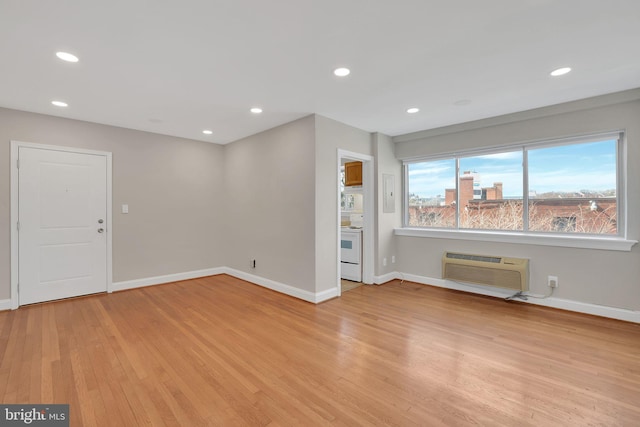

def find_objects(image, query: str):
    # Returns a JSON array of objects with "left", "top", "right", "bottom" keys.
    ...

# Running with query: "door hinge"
[
  {"left": 16, "top": 221, "right": 20, "bottom": 231},
  {"left": 16, "top": 159, "right": 20, "bottom": 169}
]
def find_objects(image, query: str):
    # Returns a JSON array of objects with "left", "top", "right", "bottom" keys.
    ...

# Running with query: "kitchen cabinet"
[{"left": 344, "top": 161, "right": 362, "bottom": 186}]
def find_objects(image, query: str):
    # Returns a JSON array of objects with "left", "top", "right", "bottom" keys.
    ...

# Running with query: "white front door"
[{"left": 18, "top": 146, "right": 108, "bottom": 305}]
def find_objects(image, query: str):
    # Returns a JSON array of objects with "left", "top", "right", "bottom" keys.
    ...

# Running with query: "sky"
[{"left": 408, "top": 139, "right": 617, "bottom": 198}]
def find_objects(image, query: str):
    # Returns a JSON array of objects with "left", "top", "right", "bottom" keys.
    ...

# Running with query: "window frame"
[{"left": 400, "top": 131, "right": 635, "bottom": 251}]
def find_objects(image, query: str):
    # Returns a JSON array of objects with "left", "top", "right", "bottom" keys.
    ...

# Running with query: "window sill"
[{"left": 394, "top": 228, "right": 638, "bottom": 252}]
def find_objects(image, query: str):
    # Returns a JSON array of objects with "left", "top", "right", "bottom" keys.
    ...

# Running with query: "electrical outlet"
[
  {"left": 383, "top": 258, "right": 387, "bottom": 266},
  {"left": 548, "top": 275, "right": 558, "bottom": 288},
  {"left": 391, "top": 256, "right": 396, "bottom": 264}
]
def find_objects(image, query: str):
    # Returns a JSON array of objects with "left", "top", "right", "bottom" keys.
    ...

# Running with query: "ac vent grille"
[
  {"left": 445, "top": 253, "right": 501, "bottom": 263},
  {"left": 442, "top": 252, "right": 529, "bottom": 291}
]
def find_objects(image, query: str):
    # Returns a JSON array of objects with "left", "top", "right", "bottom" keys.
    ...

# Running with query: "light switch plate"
[{"left": 122, "top": 204, "right": 129, "bottom": 214}]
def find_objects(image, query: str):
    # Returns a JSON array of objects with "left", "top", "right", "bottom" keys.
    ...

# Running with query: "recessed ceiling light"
[
  {"left": 51, "top": 100, "right": 68, "bottom": 107},
  {"left": 250, "top": 107, "right": 263, "bottom": 114},
  {"left": 454, "top": 99, "right": 471, "bottom": 106},
  {"left": 334, "top": 67, "right": 351, "bottom": 77},
  {"left": 550, "top": 67, "right": 571, "bottom": 77},
  {"left": 202, "top": 130, "right": 213, "bottom": 135},
  {"left": 406, "top": 107, "right": 420, "bottom": 114},
  {"left": 56, "top": 51, "right": 79, "bottom": 63}
]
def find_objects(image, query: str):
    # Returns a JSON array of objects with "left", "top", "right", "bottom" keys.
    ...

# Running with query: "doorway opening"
[{"left": 337, "top": 149, "right": 374, "bottom": 297}]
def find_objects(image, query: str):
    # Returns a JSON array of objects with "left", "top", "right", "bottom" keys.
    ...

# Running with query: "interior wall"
[
  {"left": 223, "top": 115, "right": 316, "bottom": 292},
  {"left": 372, "top": 133, "right": 402, "bottom": 278},
  {"left": 393, "top": 94, "right": 640, "bottom": 311},
  {"left": 0, "top": 107, "right": 227, "bottom": 300},
  {"left": 315, "top": 115, "right": 373, "bottom": 293}
]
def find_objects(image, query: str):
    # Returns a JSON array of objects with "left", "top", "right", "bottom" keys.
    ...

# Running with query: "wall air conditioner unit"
[{"left": 442, "top": 252, "right": 529, "bottom": 291}]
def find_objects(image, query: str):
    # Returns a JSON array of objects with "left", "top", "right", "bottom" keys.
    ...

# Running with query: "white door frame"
[
  {"left": 10, "top": 140, "right": 113, "bottom": 309},
  {"left": 337, "top": 149, "right": 374, "bottom": 296}
]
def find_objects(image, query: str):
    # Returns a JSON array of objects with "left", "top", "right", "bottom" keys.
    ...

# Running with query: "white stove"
[{"left": 340, "top": 227, "right": 362, "bottom": 282}]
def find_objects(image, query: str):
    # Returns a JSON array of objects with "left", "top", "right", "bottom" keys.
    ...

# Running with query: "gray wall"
[
  {"left": 372, "top": 133, "right": 402, "bottom": 277},
  {"left": 223, "top": 115, "right": 316, "bottom": 291},
  {"left": 0, "top": 109, "right": 378, "bottom": 303},
  {"left": 393, "top": 93, "right": 640, "bottom": 311},
  {"left": 5, "top": 91, "right": 635, "bottom": 312},
  {"left": 315, "top": 115, "right": 373, "bottom": 293},
  {"left": 0, "top": 107, "right": 227, "bottom": 299}
]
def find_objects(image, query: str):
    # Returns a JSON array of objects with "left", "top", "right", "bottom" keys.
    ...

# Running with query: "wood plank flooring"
[
  {"left": 1, "top": 275, "right": 639, "bottom": 426},
  {"left": 340, "top": 279, "right": 362, "bottom": 293}
]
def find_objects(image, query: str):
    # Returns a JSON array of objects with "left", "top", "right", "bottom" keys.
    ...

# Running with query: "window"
[
  {"left": 459, "top": 151, "right": 523, "bottom": 231},
  {"left": 404, "top": 132, "right": 623, "bottom": 237},
  {"left": 527, "top": 140, "right": 618, "bottom": 234},
  {"left": 407, "top": 159, "right": 456, "bottom": 228}
]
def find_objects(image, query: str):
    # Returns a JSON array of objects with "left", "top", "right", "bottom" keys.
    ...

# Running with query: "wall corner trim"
[
  {"left": 315, "top": 287, "right": 340, "bottom": 303},
  {"left": 374, "top": 272, "right": 401, "bottom": 284},
  {"left": 401, "top": 273, "right": 640, "bottom": 324},
  {"left": 224, "top": 268, "right": 329, "bottom": 303}
]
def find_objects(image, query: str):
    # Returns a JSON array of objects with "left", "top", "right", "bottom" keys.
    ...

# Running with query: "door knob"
[
  {"left": 98, "top": 228, "right": 104, "bottom": 233},
  {"left": 98, "top": 219, "right": 104, "bottom": 224}
]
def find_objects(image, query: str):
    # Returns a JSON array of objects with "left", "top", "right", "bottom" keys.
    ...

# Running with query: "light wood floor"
[
  {"left": 1, "top": 275, "right": 639, "bottom": 426},
  {"left": 340, "top": 279, "right": 362, "bottom": 293}
]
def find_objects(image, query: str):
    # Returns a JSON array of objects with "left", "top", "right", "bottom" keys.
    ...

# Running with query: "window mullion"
[
  {"left": 616, "top": 135, "right": 624, "bottom": 238},
  {"left": 523, "top": 147, "right": 529, "bottom": 231},
  {"left": 403, "top": 164, "right": 409, "bottom": 226},
  {"left": 455, "top": 157, "right": 460, "bottom": 229}
]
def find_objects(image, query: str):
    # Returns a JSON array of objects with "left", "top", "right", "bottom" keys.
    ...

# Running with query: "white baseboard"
[
  {"left": 402, "top": 274, "right": 515, "bottom": 299},
  {"left": 529, "top": 297, "right": 640, "bottom": 324},
  {"left": 111, "top": 266, "right": 336, "bottom": 304},
  {"left": 11, "top": 267, "right": 638, "bottom": 322},
  {"left": 316, "top": 286, "right": 340, "bottom": 303},
  {"left": 374, "top": 271, "right": 401, "bottom": 284},
  {"left": 111, "top": 267, "right": 227, "bottom": 292},
  {"left": 401, "top": 273, "right": 640, "bottom": 324},
  {"left": 224, "top": 268, "right": 335, "bottom": 303}
]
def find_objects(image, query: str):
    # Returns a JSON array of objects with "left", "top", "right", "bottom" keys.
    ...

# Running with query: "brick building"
[
  {"left": 445, "top": 171, "right": 503, "bottom": 207},
  {"left": 409, "top": 172, "right": 616, "bottom": 234}
]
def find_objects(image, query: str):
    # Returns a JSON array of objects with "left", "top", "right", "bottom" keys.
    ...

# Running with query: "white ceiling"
[{"left": 1, "top": 1, "right": 639, "bottom": 144}]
